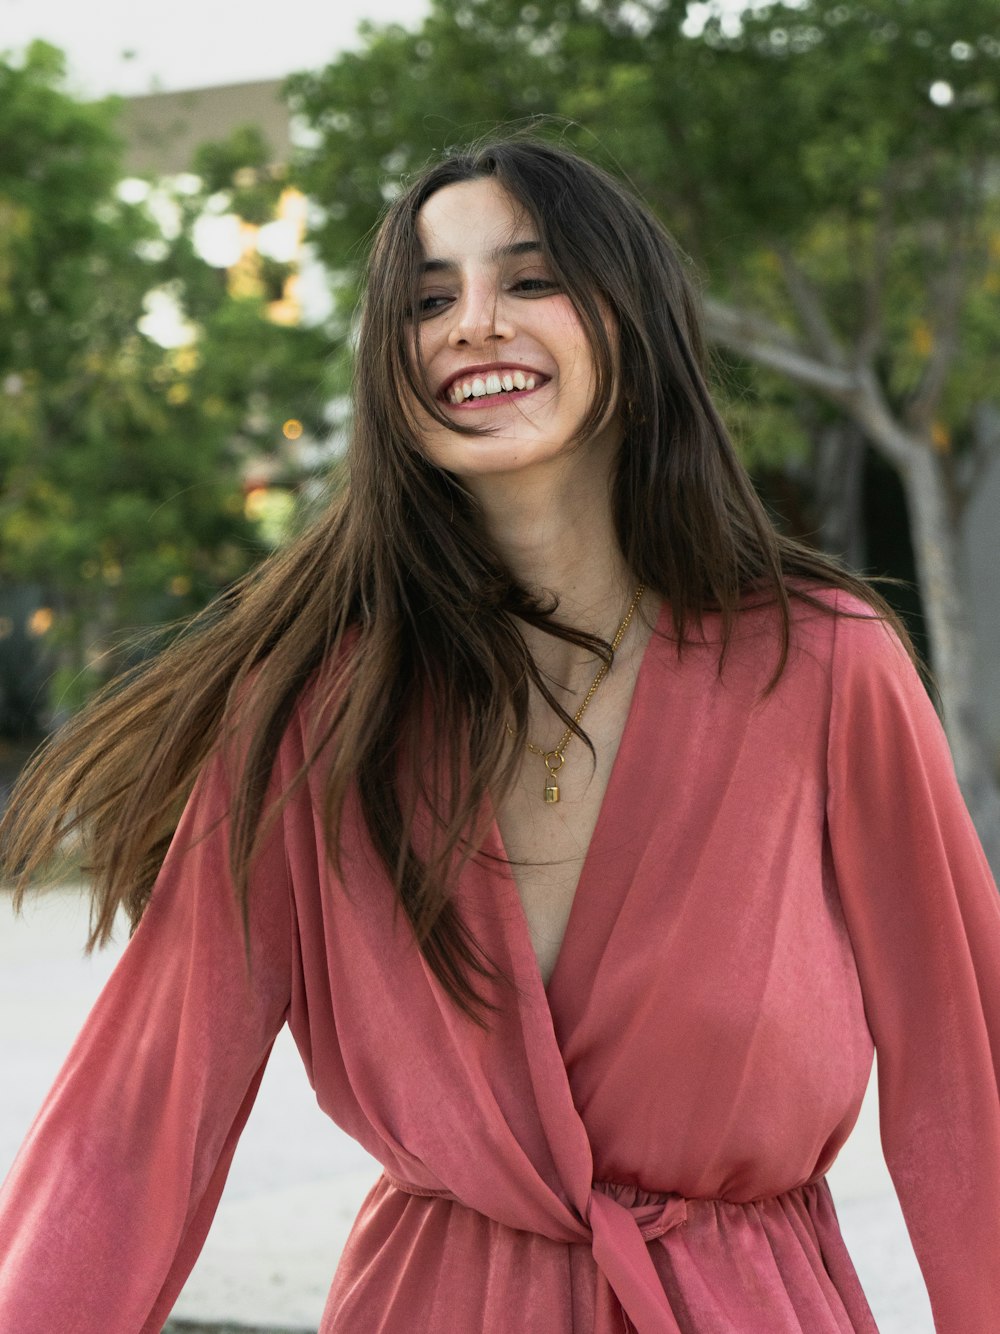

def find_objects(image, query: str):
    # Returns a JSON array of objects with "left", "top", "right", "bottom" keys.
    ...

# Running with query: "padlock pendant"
[{"left": 544, "top": 779, "right": 560, "bottom": 803}]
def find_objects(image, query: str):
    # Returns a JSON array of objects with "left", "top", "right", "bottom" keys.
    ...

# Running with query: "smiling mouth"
[{"left": 442, "top": 369, "right": 546, "bottom": 406}]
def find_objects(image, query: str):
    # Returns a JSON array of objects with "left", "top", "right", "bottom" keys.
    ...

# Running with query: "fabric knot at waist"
[
  {"left": 384, "top": 1170, "right": 688, "bottom": 1332},
  {"left": 589, "top": 1178, "right": 688, "bottom": 1241}
]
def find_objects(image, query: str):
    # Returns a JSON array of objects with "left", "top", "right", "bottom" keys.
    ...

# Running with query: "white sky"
[{"left": 0, "top": 0, "right": 431, "bottom": 96}]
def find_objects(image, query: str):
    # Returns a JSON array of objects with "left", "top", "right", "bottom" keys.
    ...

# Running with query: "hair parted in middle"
[{"left": 0, "top": 130, "right": 909, "bottom": 1028}]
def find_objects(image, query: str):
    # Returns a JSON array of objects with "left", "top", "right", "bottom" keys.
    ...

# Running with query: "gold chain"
[{"left": 513, "top": 583, "right": 645, "bottom": 804}]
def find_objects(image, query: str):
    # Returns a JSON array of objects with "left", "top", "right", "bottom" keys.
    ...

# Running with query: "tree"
[
  {"left": 0, "top": 43, "right": 332, "bottom": 726},
  {"left": 285, "top": 0, "right": 1000, "bottom": 866}
]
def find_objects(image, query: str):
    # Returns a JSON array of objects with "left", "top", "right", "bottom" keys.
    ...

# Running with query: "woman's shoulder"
[
  {"left": 656, "top": 578, "right": 903, "bottom": 668},
  {"left": 796, "top": 581, "right": 908, "bottom": 654},
  {"left": 780, "top": 581, "right": 918, "bottom": 703},
  {"left": 696, "top": 578, "right": 915, "bottom": 700}
]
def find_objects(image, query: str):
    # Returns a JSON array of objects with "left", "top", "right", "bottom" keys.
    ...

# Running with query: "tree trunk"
[
  {"left": 813, "top": 421, "right": 867, "bottom": 568},
  {"left": 902, "top": 445, "right": 1000, "bottom": 871}
]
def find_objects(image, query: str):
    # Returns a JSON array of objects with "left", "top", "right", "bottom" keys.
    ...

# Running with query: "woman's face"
[{"left": 410, "top": 176, "right": 620, "bottom": 485}]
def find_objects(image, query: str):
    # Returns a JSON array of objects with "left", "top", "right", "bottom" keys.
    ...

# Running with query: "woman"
[{"left": 1, "top": 134, "right": 998, "bottom": 1333}]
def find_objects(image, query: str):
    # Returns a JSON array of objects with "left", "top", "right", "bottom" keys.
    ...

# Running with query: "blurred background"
[{"left": 1, "top": 1, "right": 999, "bottom": 1330}]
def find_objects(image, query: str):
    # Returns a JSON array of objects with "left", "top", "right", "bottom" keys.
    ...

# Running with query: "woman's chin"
[{"left": 429, "top": 438, "right": 567, "bottom": 482}]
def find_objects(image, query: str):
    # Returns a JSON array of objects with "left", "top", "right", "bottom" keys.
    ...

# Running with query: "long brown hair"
[{"left": 1, "top": 132, "right": 909, "bottom": 1027}]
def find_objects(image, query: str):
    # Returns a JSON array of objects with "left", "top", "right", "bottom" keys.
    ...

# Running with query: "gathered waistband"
[
  {"left": 383, "top": 1169, "right": 693, "bottom": 1240},
  {"left": 382, "top": 1168, "right": 827, "bottom": 1225},
  {"left": 382, "top": 1170, "right": 682, "bottom": 1232}
]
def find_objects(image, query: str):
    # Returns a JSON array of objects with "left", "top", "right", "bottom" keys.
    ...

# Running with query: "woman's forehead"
[{"left": 415, "top": 178, "right": 535, "bottom": 265}]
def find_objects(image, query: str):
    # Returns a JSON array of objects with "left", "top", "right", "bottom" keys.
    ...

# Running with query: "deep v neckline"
[{"left": 489, "top": 598, "right": 668, "bottom": 1002}]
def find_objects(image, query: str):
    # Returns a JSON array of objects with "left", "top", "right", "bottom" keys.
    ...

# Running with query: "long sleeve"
[
  {"left": 826, "top": 603, "right": 1000, "bottom": 1332},
  {"left": 0, "top": 745, "right": 295, "bottom": 1333}
]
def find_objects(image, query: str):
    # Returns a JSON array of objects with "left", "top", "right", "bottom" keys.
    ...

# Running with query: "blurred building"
[{"left": 120, "top": 80, "right": 291, "bottom": 176}]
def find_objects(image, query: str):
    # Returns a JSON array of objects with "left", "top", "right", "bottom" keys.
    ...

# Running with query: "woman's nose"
[{"left": 447, "top": 282, "right": 513, "bottom": 349}]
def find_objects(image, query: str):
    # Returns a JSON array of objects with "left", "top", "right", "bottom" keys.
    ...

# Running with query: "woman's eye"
[
  {"left": 418, "top": 294, "right": 451, "bottom": 315},
  {"left": 512, "top": 277, "right": 558, "bottom": 294}
]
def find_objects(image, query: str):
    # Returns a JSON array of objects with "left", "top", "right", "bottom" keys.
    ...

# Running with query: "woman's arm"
[
  {"left": 0, "top": 743, "right": 295, "bottom": 1333},
  {"left": 827, "top": 602, "right": 1000, "bottom": 1333}
]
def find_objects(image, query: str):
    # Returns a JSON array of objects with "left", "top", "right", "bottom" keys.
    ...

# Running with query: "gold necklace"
[{"left": 513, "top": 583, "right": 645, "bottom": 804}]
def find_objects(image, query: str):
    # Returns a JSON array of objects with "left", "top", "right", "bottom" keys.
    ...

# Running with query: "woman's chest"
[{"left": 494, "top": 749, "right": 617, "bottom": 987}]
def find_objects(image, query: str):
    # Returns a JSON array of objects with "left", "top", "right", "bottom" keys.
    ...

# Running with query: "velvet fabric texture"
[{"left": 1, "top": 591, "right": 998, "bottom": 1332}]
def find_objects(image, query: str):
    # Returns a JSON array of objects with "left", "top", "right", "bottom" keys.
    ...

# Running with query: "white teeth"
[{"left": 445, "top": 369, "right": 543, "bottom": 403}]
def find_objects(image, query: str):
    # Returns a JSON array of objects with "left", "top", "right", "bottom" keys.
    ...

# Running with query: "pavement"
[{"left": 2, "top": 888, "right": 934, "bottom": 1332}]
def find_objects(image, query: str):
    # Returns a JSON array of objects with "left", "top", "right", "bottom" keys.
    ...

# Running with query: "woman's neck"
[{"left": 466, "top": 452, "right": 655, "bottom": 684}]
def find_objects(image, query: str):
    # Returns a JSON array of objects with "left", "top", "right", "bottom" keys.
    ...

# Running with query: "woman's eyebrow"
[{"left": 419, "top": 240, "right": 542, "bottom": 274}]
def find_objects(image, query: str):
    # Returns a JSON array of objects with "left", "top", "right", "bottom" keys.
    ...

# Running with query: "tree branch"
[
  {"left": 703, "top": 296, "right": 854, "bottom": 398},
  {"left": 703, "top": 296, "right": 922, "bottom": 472},
  {"left": 774, "top": 245, "right": 846, "bottom": 367},
  {"left": 856, "top": 173, "right": 897, "bottom": 365},
  {"left": 847, "top": 365, "right": 925, "bottom": 472},
  {"left": 905, "top": 209, "right": 971, "bottom": 432}
]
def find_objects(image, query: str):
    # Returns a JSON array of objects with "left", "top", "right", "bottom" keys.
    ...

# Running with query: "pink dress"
[{"left": 1, "top": 592, "right": 999, "bottom": 1333}]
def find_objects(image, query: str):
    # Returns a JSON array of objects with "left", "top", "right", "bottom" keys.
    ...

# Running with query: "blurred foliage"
[
  {"left": 191, "top": 124, "right": 287, "bottom": 225},
  {"left": 0, "top": 42, "right": 333, "bottom": 730}
]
